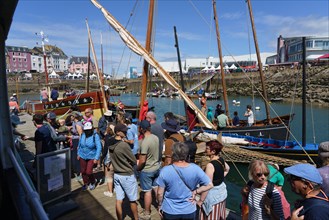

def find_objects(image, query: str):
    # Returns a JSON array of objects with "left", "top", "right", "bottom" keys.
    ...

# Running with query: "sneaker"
[
  {"left": 81, "top": 185, "right": 88, "bottom": 191},
  {"left": 89, "top": 183, "right": 96, "bottom": 191},
  {"left": 75, "top": 175, "right": 82, "bottom": 182},
  {"left": 103, "top": 191, "right": 113, "bottom": 197},
  {"left": 139, "top": 210, "right": 151, "bottom": 220}
]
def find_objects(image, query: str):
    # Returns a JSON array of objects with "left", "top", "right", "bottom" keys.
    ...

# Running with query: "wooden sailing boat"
[
  {"left": 189, "top": 0, "right": 293, "bottom": 140},
  {"left": 238, "top": 37, "right": 319, "bottom": 166}
]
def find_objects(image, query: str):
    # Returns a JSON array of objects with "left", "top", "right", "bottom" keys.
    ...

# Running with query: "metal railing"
[{"left": 6, "top": 147, "right": 49, "bottom": 219}]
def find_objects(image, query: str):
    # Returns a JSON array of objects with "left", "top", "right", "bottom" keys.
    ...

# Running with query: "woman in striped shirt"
[{"left": 242, "top": 160, "right": 284, "bottom": 220}]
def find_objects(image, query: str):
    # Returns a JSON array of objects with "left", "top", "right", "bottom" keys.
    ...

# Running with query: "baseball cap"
[
  {"left": 284, "top": 163, "right": 323, "bottom": 184},
  {"left": 114, "top": 123, "right": 128, "bottom": 133},
  {"left": 139, "top": 120, "right": 151, "bottom": 129},
  {"left": 83, "top": 121, "right": 93, "bottom": 130},
  {"left": 46, "top": 112, "right": 57, "bottom": 120}
]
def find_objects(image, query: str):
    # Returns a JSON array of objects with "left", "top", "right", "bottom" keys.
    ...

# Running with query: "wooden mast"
[
  {"left": 139, "top": 0, "right": 155, "bottom": 121},
  {"left": 246, "top": 0, "right": 271, "bottom": 124},
  {"left": 212, "top": 0, "right": 229, "bottom": 118},
  {"left": 85, "top": 19, "right": 108, "bottom": 112},
  {"left": 86, "top": 33, "right": 91, "bottom": 92}
]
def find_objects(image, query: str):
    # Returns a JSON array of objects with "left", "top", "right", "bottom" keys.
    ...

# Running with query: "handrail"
[{"left": 6, "top": 147, "right": 49, "bottom": 220}]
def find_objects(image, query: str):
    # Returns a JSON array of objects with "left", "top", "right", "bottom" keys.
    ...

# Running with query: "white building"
[
  {"left": 277, "top": 35, "right": 329, "bottom": 63},
  {"left": 158, "top": 53, "right": 275, "bottom": 73}
]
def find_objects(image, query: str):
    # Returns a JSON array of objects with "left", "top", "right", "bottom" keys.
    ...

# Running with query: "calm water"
[{"left": 17, "top": 92, "right": 327, "bottom": 213}]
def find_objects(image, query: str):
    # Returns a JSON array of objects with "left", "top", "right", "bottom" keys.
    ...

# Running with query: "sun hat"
[
  {"left": 114, "top": 123, "right": 128, "bottom": 133},
  {"left": 284, "top": 163, "right": 323, "bottom": 184},
  {"left": 83, "top": 121, "right": 93, "bottom": 130},
  {"left": 104, "top": 110, "right": 113, "bottom": 116},
  {"left": 46, "top": 112, "right": 57, "bottom": 120},
  {"left": 139, "top": 120, "right": 151, "bottom": 129},
  {"left": 10, "top": 96, "right": 15, "bottom": 101},
  {"left": 318, "top": 141, "right": 329, "bottom": 159},
  {"left": 161, "top": 118, "right": 180, "bottom": 132},
  {"left": 13, "top": 93, "right": 17, "bottom": 96}
]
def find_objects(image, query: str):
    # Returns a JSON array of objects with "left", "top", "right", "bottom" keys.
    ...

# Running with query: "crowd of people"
[{"left": 11, "top": 102, "right": 329, "bottom": 220}]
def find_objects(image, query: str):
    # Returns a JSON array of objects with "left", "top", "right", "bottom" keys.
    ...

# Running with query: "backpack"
[
  {"left": 242, "top": 181, "right": 291, "bottom": 220},
  {"left": 168, "top": 136, "right": 197, "bottom": 163},
  {"left": 265, "top": 181, "right": 291, "bottom": 220}
]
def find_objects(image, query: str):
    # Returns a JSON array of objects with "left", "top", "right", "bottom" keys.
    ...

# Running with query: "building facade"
[
  {"left": 68, "top": 56, "right": 96, "bottom": 73},
  {"left": 277, "top": 35, "right": 329, "bottom": 63},
  {"left": 32, "top": 45, "right": 68, "bottom": 73},
  {"left": 6, "top": 46, "right": 31, "bottom": 73}
]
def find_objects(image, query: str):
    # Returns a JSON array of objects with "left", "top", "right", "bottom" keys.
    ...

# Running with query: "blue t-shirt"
[
  {"left": 297, "top": 191, "right": 329, "bottom": 220},
  {"left": 156, "top": 163, "right": 211, "bottom": 215},
  {"left": 127, "top": 124, "right": 139, "bottom": 155}
]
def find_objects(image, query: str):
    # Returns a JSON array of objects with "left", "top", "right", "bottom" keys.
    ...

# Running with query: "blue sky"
[{"left": 7, "top": 0, "right": 329, "bottom": 77}]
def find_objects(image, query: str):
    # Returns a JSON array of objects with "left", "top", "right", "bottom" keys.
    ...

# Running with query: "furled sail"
[{"left": 91, "top": 0, "right": 215, "bottom": 129}]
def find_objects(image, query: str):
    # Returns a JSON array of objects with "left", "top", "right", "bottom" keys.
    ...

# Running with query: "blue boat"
[{"left": 221, "top": 132, "right": 320, "bottom": 166}]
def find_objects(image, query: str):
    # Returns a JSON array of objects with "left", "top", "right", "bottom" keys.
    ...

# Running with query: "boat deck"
[{"left": 16, "top": 112, "right": 299, "bottom": 219}]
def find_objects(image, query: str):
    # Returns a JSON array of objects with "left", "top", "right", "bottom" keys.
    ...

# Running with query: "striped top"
[{"left": 248, "top": 183, "right": 284, "bottom": 220}]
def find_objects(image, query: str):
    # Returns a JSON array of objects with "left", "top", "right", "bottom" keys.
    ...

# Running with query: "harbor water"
[{"left": 17, "top": 92, "right": 328, "bottom": 213}]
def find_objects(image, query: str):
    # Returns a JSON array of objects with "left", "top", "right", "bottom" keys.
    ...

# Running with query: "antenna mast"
[{"left": 37, "top": 31, "right": 49, "bottom": 85}]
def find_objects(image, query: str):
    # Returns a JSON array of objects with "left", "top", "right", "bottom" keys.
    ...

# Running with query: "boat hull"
[
  {"left": 25, "top": 91, "right": 104, "bottom": 116},
  {"left": 25, "top": 91, "right": 140, "bottom": 119},
  {"left": 239, "top": 145, "right": 320, "bottom": 166},
  {"left": 215, "top": 123, "right": 289, "bottom": 140}
]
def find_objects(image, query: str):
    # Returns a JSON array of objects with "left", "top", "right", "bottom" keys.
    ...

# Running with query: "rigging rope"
[{"left": 187, "top": 0, "right": 316, "bottom": 165}]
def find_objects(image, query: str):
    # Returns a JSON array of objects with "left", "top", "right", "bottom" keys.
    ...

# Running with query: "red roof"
[{"left": 317, "top": 54, "right": 329, "bottom": 59}]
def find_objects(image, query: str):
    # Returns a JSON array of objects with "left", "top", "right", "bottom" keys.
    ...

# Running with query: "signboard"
[
  {"left": 130, "top": 66, "right": 138, "bottom": 79},
  {"left": 36, "top": 148, "right": 71, "bottom": 205}
]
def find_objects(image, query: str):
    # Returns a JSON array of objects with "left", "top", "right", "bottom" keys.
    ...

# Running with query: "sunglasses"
[{"left": 256, "top": 172, "right": 269, "bottom": 177}]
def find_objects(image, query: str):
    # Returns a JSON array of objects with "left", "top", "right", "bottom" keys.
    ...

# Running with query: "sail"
[{"left": 91, "top": 0, "right": 215, "bottom": 129}]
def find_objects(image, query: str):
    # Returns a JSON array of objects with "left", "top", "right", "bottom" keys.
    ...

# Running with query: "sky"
[{"left": 7, "top": 0, "right": 329, "bottom": 77}]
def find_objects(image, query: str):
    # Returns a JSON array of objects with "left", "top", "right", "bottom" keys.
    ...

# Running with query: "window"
[
  {"left": 323, "top": 41, "right": 329, "bottom": 49},
  {"left": 306, "top": 41, "right": 313, "bottom": 48},
  {"left": 314, "top": 40, "right": 322, "bottom": 48}
]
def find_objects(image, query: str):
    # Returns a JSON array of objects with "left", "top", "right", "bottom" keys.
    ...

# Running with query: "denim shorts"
[
  {"left": 139, "top": 169, "right": 160, "bottom": 191},
  {"left": 114, "top": 173, "right": 138, "bottom": 201}
]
